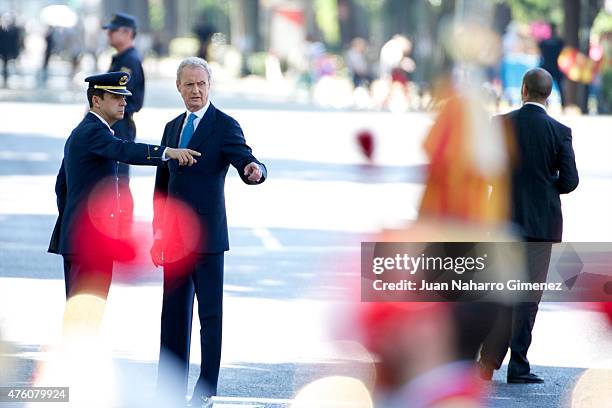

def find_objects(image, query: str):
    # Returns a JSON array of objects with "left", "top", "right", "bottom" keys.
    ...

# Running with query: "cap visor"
[
  {"left": 105, "top": 89, "right": 133, "bottom": 96},
  {"left": 102, "top": 23, "right": 118, "bottom": 30}
]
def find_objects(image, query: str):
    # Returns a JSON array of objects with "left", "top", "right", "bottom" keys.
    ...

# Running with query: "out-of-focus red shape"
[
  {"left": 73, "top": 178, "right": 136, "bottom": 263},
  {"left": 530, "top": 21, "right": 551, "bottom": 42},
  {"left": 601, "top": 302, "right": 612, "bottom": 325},
  {"left": 358, "top": 301, "right": 446, "bottom": 352},
  {"left": 558, "top": 47, "right": 578, "bottom": 74},
  {"left": 153, "top": 196, "right": 204, "bottom": 273},
  {"left": 356, "top": 130, "right": 375, "bottom": 161},
  {"left": 419, "top": 87, "right": 512, "bottom": 225},
  {"left": 558, "top": 46, "right": 602, "bottom": 84}
]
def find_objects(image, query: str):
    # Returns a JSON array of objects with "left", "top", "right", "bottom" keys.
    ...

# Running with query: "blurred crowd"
[{"left": 1, "top": 3, "right": 612, "bottom": 115}]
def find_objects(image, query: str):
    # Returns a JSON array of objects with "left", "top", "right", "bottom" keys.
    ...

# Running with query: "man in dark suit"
[
  {"left": 152, "top": 57, "right": 267, "bottom": 407},
  {"left": 104, "top": 13, "right": 146, "bottom": 232},
  {"left": 479, "top": 68, "right": 579, "bottom": 383},
  {"left": 48, "top": 72, "right": 200, "bottom": 299}
]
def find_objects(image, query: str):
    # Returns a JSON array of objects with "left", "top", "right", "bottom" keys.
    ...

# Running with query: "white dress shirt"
[
  {"left": 178, "top": 100, "right": 210, "bottom": 147},
  {"left": 524, "top": 101, "right": 547, "bottom": 112}
]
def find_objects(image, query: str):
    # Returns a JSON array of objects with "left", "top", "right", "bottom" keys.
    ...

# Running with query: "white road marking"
[
  {"left": 0, "top": 151, "right": 51, "bottom": 161},
  {"left": 252, "top": 228, "right": 283, "bottom": 250},
  {"left": 213, "top": 395, "right": 293, "bottom": 405}
]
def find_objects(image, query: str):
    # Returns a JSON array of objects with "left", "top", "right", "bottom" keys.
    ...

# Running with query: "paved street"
[{"left": 0, "top": 81, "right": 611, "bottom": 407}]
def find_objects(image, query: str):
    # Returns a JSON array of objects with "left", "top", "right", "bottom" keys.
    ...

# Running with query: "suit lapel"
[
  {"left": 168, "top": 113, "right": 186, "bottom": 148},
  {"left": 188, "top": 103, "right": 216, "bottom": 149}
]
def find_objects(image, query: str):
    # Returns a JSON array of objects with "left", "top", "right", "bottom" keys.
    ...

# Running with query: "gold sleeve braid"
[{"left": 147, "top": 145, "right": 165, "bottom": 160}]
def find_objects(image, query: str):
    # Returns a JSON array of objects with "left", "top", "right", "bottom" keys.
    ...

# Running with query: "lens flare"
[
  {"left": 72, "top": 177, "right": 137, "bottom": 263},
  {"left": 571, "top": 367, "right": 612, "bottom": 407},
  {"left": 292, "top": 376, "right": 373, "bottom": 408},
  {"left": 152, "top": 195, "right": 204, "bottom": 275}
]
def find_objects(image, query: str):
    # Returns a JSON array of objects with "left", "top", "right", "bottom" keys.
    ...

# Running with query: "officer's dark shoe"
[{"left": 507, "top": 373, "right": 544, "bottom": 384}]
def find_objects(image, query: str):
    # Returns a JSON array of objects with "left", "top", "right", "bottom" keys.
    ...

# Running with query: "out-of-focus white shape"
[
  {"left": 463, "top": 87, "right": 509, "bottom": 177},
  {"left": 571, "top": 366, "right": 612, "bottom": 407},
  {"left": 33, "top": 297, "right": 117, "bottom": 407},
  {"left": 40, "top": 5, "right": 78, "bottom": 28},
  {"left": 291, "top": 376, "right": 373, "bottom": 408}
]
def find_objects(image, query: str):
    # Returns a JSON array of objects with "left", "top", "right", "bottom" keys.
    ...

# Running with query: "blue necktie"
[{"left": 179, "top": 113, "right": 198, "bottom": 148}]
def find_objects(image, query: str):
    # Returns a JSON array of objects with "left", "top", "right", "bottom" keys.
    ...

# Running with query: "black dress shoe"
[
  {"left": 477, "top": 361, "right": 494, "bottom": 381},
  {"left": 507, "top": 373, "right": 544, "bottom": 383},
  {"left": 187, "top": 395, "right": 214, "bottom": 408}
]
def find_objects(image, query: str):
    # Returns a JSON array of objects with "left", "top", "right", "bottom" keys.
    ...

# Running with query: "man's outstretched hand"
[
  {"left": 244, "top": 162, "right": 262, "bottom": 182},
  {"left": 166, "top": 148, "right": 201, "bottom": 166}
]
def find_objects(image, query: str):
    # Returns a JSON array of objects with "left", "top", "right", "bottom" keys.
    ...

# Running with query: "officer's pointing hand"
[
  {"left": 166, "top": 148, "right": 201, "bottom": 166},
  {"left": 244, "top": 162, "right": 262, "bottom": 182}
]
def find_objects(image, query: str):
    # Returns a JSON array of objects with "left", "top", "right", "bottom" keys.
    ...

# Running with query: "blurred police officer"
[
  {"left": 48, "top": 72, "right": 200, "bottom": 299},
  {"left": 103, "top": 12, "right": 145, "bottom": 227}
]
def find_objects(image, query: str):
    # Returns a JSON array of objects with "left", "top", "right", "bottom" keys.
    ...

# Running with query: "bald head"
[{"left": 522, "top": 68, "right": 553, "bottom": 103}]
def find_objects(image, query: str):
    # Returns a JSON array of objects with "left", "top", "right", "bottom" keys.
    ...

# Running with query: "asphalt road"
[{"left": 0, "top": 84, "right": 611, "bottom": 407}]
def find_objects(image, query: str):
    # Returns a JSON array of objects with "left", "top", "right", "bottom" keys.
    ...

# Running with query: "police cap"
[
  {"left": 84, "top": 71, "right": 133, "bottom": 96},
  {"left": 102, "top": 12, "right": 137, "bottom": 31}
]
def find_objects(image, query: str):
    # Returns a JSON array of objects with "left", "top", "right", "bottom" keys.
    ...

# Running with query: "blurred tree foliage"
[
  {"left": 506, "top": 0, "right": 563, "bottom": 24},
  {"left": 196, "top": 0, "right": 231, "bottom": 39},
  {"left": 149, "top": 0, "right": 164, "bottom": 32},
  {"left": 592, "top": 10, "right": 612, "bottom": 35},
  {"left": 315, "top": 0, "right": 341, "bottom": 47}
]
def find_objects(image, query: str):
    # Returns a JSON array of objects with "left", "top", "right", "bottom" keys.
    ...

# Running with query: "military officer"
[
  {"left": 48, "top": 72, "right": 201, "bottom": 299},
  {"left": 103, "top": 12, "right": 145, "bottom": 227}
]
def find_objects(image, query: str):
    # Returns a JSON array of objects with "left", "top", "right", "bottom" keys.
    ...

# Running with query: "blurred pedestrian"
[
  {"left": 48, "top": 72, "right": 200, "bottom": 299},
  {"left": 194, "top": 17, "right": 216, "bottom": 61},
  {"left": 500, "top": 23, "right": 540, "bottom": 107},
  {"left": 539, "top": 23, "right": 566, "bottom": 106},
  {"left": 40, "top": 26, "right": 56, "bottom": 86},
  {"left": 152, "top": 57, "right": 267, "bottom": 408},
  {"left": 0, "top": 14, "right": 23, "bottom": 87},
  {"left": 479, "top": 68, "right": 579, "bottom": 384},
  {"left": 64, "top": 20, "right": 85, "bottom": 80},
  {"left": 103, "top": 12, "right": 145, "bottom": 233},
  {"left": 83, "top": 14, "right": 105, "bottom": 71},
  {"left": 379, "top": 34, "right": 416, "bottom": 110},
  {"left": 346, "top": 37, "right": 372, "bottom": 89}
]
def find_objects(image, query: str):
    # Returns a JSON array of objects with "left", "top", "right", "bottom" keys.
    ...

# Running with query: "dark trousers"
[
  {"left": 62, "top": 255, "right": 113, "bottom": 299},
  {"left": 1, "top": 55, "right": 9, "bottom": 85},
  {"left": 480, "top": 240, "right": 553, "bottom": 376},
  {"left": 158, "top": 253, "right": 224, "bottom": 399}
]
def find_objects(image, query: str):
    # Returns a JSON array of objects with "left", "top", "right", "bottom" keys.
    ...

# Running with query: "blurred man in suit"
[
  {"left": 152, "top": 57, "right": 267, "bottom": 407},
  {"left": 48, "top": 72, "right": 200, "bottom": 299},
  {"left": 479, "top": 68, "right": 579, "bottom": 383}
]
